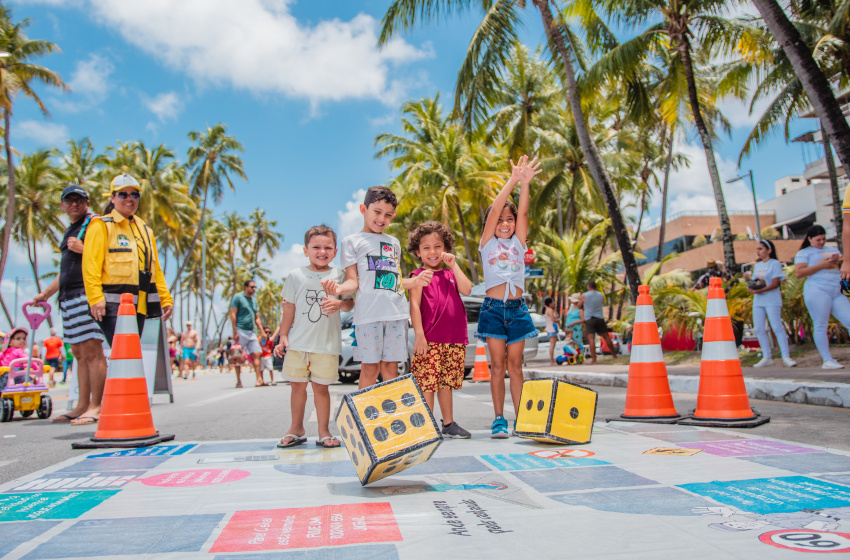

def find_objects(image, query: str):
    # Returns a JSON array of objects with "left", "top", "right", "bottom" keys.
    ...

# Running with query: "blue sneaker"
[{"left": 491, "top": 415, "right": 509, "bottom": 439}]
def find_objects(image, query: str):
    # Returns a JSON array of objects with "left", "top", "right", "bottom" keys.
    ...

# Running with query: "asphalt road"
[{"left": 2, "top": 370, "right": 849, "bottom": 486}]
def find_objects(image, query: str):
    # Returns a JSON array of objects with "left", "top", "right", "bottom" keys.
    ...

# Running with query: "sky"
[{"left": 1, "top": 0, "right": 820, "bottom": 336}]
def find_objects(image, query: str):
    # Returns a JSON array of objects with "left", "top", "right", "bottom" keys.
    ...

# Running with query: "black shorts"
[{"left": 584, "top": 317, "right": 609, "bottom": 336}]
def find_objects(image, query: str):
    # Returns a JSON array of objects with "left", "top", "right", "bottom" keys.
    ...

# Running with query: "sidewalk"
[{"left": 525, "top": 357, "right": 850, "bottom": 408}]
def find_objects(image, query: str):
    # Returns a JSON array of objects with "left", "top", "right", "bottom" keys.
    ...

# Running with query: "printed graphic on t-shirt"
[
  {"left": 304, "top": 289, "right": 327, "bottom": 323},
  {"left": 117, "top": 234, "right": 130, "bottom": 248},
  {"left": 367, "top": 242, "right": 401, "bottom": 292},
  {"left": 486, "top": 240, "right": 522, "bottom": 272}
]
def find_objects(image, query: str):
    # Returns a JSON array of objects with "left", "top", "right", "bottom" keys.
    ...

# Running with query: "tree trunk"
[
  {"left": 657, "top": 125, "right": 675, "bottom": 262},
  {"left": 169, "top": 185, "right": 208, "bottom": 294},
  {"left": 823, "top": 128, "right": 843, "bottom": 250},
  {"left": 0, "top": 109, "right": 16, "bottom": 284},
  {"left": 751, "top": 0, "right": 850, "bottom": 173},
  {"left": 632, "top": 190, "right": 647, "bottom": 252},
  {"left": 557, "top": 189, "right": 563, "bottom": 238},
  {"left": 679, "top": 38, "right": 737, "bottom": 272},
  {"left": 27, "top": 238, "right": 52, "bottom": 328},
  {"left": 453, "top": 198, "right": 479, "bottom": 284},
  {"left": 533, "top": 0, "right": 641, "bottom": 301}
]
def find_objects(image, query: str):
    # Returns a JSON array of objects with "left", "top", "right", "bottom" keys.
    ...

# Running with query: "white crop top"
[{"left": 480, "top": 235, "right": 526, "bottom": 300}]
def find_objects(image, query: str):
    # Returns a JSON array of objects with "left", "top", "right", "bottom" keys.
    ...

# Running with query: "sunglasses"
[
  {"left": 63, "top": 197, "right": 87, "bottom": 205},
  {"left": 115, "top": 191, "right": 141, "bottom": 200}
]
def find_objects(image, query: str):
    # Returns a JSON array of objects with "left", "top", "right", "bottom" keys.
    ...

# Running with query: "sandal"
[
  {"left": 235, "top": 382, "right": 243, "bottom": 388},
  {"left": 51, "top": 414, "right": 79, "bottom": 423},
  {"left": 71, "top": 416, "right": 98, "bottom": 426},
  {"left": 277, "top": 434, "right": 307, "bottom": 448},
  {"left": 316, "top": 436, "right": 341, "bottom": 449}
]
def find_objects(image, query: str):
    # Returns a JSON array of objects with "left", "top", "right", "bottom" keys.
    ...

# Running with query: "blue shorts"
[
  {"left": 182, "top": 347, "right": 197, "bottom": 361},
  {"left": 474, "top": 297, "right": 538, "bottom": 345}
]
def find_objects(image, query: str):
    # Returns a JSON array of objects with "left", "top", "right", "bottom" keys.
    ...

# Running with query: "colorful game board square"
[
  {"left": 50, "top": 456, "right": 171, "bottom": 474},
  {"left": 551, "top": 487, "right": 715, "bottom": 516},
  {"left": 678, "top": 476, "right": 850, "bottom": 514},
  {"left": 22, "top": 514, "right": 224, "bottom": 559},
  {"left": 275, "top": 460, "right": 357, "bottom": 478},
  {"left": 682, "top": 439, "right": 818, "bottom": 457},
  {"left": 6, "top": 472, "right": 142, "bottom": 493},
  {"left": 209, "top": 503, "right": 402, "bottom": 553},
  {"left": 819, "top": 473, "right": 850, "bottom": 486},
  {"left": 190, "top": 441, "right": 278, "bottom": 454},
  {"left": 0, "top": 521, "right": 61, "bottom": 557},
  {"left": 481, "top": 454, "right": 609, "bottom": 471},
  {"left": 740, "top": 452, "right": 850, "bottom": 474},
  {"left": 403, "top": 456, "right": 492, "bottom": 475},
  {"left": 512, "top": 466, "right": 657, "bottom": 493},
  {"left": 88, "top": 444, "right": 196, "bottom": 457},
  {"left": 213, "top": 544, "right": 400, "bottom": 559},
  {"left": 0, "top": 490, "right": 119, "bottom": 522},
  {"left": 644, "top": 431, "right": 748, "bottom": 444}
]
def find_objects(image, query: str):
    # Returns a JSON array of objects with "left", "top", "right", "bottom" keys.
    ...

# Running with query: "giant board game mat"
[{"left": 3, "top": 422, "right": 850, "bottom": 558}]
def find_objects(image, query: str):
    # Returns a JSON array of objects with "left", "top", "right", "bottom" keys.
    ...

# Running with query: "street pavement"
[{"left": 2, "top": 369, "right": 850, "bottom": 558}]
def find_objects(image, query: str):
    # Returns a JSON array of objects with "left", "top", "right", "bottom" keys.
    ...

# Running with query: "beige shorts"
[{"left": 282, "top": 350, "right": 338, "bottom": 385}]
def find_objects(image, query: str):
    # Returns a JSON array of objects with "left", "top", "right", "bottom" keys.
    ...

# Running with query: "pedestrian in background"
[
  {"left": 82, "top": 174, "right": 173, "bottom": 343},
  {"left": 33, "top": 184, "right": 108, "bottom": 425},
  {"left": 543, "top": 297, "right": 560, "bottom": 365},
  {"left": 794, "top": 224, "right": 850, "bottom": 369},
  {"left": 229, "top": 279, "right": 267, "bottom": 387},
  {"left": 746, "top": 239, "right": 796, "bottom": 368},
  {"left": 42, "top": 329, "right": 63, "bottom": 387},
  {"left": 579, "top": 280, "right": 617, "bottom": 365}
]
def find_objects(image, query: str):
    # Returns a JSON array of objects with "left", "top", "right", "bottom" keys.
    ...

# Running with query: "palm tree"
[
  {"left": 246, "top": 208, "right": 282, "bottom": 266},
  {"left": 0, "top": 6, "right": 67, "bottom": 284},
  {"left": 12, "top": 150, "right": 63, "bottom": 326},
  {"left": 750, "top": 0, "right": 850, "bottom": 172},
  {"left": 380, "top": 0, "right": 643, "bottom": 300},
  {"left": 590, "top": 0, "right": 745, "bottom": 272},
  {"left": 59, "top": 138, "right": 107, "bottom": 210},
  {"left": 375, "top": 96, "right": 500, "bottom": 283}
]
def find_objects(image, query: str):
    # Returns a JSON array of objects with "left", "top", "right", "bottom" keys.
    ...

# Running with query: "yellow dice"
[
  {"left": 515, "top": 378, "right": 598, "bottom": 444},
  {"left": 335, "top": 374, "right": 442, "bottom": 485}
]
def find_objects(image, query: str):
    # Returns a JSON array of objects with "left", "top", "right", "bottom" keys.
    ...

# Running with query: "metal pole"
[{"left": 748, "top": 170, "right": 761, "bottom": 240}]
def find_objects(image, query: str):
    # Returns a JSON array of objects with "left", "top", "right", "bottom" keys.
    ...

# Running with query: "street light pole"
[{"left": 727, "top": 170, "right": 761, "bottom": 240}]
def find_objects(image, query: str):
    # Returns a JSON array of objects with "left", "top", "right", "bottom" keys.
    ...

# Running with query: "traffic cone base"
[
  {"left": 609, "top": 285, "right": 680, "bottom": 424},
  {"left": 678, "top": 277, "right": 769, "bottom": 428}
]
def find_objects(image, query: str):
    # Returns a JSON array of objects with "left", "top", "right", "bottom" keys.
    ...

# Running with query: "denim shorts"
[{"left": 475, "top": 297, "right": 538, "bottom": 345}]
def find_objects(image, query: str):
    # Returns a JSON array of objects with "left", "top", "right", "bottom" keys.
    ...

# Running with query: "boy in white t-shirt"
[
  {"left": 323, "top": 186, "right": 433, "bottom": 388},
  {"left": 274, "top": 225, "right": 354, "bottom": 449}
]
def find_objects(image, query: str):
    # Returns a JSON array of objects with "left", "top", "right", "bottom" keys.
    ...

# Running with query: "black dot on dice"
[
  {"left": 357, "top": 441, "right": 365, "bottom": 456},
  {"left": 352, "top": 453, "right": 359, "bottom": 466},
  {"left": 391, "top": 420, "right": 406, "bottom": 435},
  {"left": 373, "top": 426, "right": 389, "bottom": 442},
  {"left": 382, "top": 399, "right": 397, "bottom": 414},
  {"left": 410, "top": 413, "right": 425, "bottom": 427},
  {"left": 388, "top": 458, "right": 402, "bottom": 466},
  {"left": 384, "top": 465, "right": 396, "bottom": 473},
  {"left": 401, "top": 393, "right": 416, "bottom": 407},
  {"left": 570, "top": 407, "right": 579, "bottom": 419},
  {"left": 525, "top": 399, "right": 533, "bottom": 410},
  {"left": 347, "top": 416, "right": 354, "bottom": 429},
  {"left": 349, "top": 434, "right": 358, "bottom": 448},
  {"left": 340, "top": 427, "right": 348, "bottom": 440},
  {"left": 537, "top": 400, "right": 545, "bottom": 411},
  {"left": 365, "top": 406, "right": 379, "bottom": 420},
  {"left": 409, "top": 450, "right": 423, "bottom": 459}
]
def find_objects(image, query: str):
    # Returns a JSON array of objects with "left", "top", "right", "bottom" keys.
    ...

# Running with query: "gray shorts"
[
  {"left": 354, "top": 320, "right": 409, "bottom": 364},
  {"left": 236, "top": 328, "right": 262, "bottom": 355}
]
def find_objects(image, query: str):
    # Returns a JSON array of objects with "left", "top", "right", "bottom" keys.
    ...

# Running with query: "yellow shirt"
[{"left": 82, "top": 209, "right": 172, "bottom": 315}]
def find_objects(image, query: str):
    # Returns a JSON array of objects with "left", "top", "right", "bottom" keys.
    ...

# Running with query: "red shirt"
[
  {"left": 411, "top": 268, "right": 468, "bottom": 345},
  {"left": 43, "top": 337, "right": 63, "bottom": 360}
]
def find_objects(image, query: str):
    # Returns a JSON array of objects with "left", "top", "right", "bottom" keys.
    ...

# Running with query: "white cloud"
[
  {"left": 143, "top": 91, "right": 183, "bottom": 122},
  {"left": 337, "top": 189, "right": 367, "bottom": 240},
  {"left": 52, "top": 53, "right": 114, "bottom": 112},
  {"left": 651, "top": 141, "right": 757, "bottom": 219},
  {"left": 85, "top": 0, "right": 431, "bottom": 107},
  {"left": 14, "top": 120, "right": 69, "bottom": 146},
  {"left": 718, "top": 87, "right": 775, "bottom": 130},
  {"left": 268, "top": 243, "right": 307, "bottom": 280}
]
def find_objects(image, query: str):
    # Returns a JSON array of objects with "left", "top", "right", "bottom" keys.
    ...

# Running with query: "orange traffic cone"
[
  {"left": 72, "top": 293, "right": 175, "bottom": 449},
  {"left": 612, "top": 285, "right": 680, "bottom": 424},
  {"left": 470, "top": 339, "right": 491, "bottom": 382},
  {"left": 679, "top": 277, "right": 769, "bottom": 428}
]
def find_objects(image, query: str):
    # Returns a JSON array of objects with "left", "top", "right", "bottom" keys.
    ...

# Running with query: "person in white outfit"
[
  {"left": 746, "top": 239, "right": 796, "bottom": 368},
  {"left": 794, "top": 224, "right": 850, "bottom": 369}
]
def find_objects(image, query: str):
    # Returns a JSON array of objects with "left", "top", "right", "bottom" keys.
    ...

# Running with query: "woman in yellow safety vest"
[{"left": 82, "top": 173, "right": 173, "bottom": 345}]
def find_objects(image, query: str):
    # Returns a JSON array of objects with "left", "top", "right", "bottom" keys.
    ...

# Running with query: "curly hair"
[{"left": 407, "top": 220, "right": 455, "bottom": 258}]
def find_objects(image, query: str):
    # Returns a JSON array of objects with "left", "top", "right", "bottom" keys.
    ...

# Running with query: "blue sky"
[{"left": 2, "top": 0, "right": 818, "bottom": 335}]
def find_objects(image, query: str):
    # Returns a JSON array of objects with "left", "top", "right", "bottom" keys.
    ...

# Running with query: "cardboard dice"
[
  {"left": 514, "top": 378, "right": 598, "bottom": 444},
  {"left": 335, "top": 374, "right": 442, "bottom": 485}
]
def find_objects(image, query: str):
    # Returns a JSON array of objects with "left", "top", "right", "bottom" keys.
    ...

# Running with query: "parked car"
[{"left": 337, "top": 295, "right": 539, "bottom": 384}]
